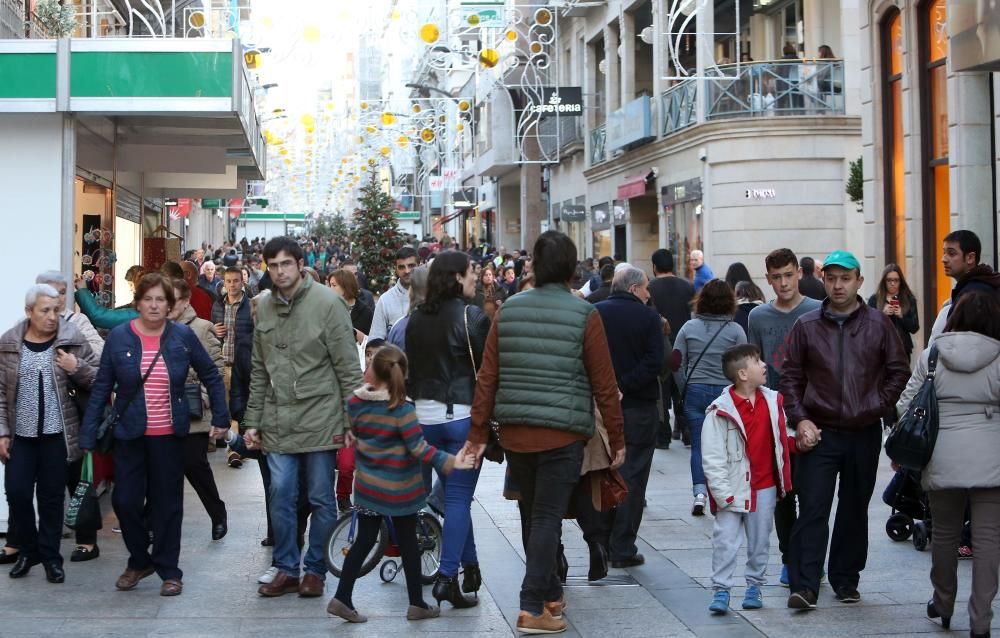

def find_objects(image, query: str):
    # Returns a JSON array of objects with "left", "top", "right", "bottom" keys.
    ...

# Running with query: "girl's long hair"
[
  {"left": 875, "top": 263, "right": 914, "bottom": 314},
  {"left": 370, "top": 344, "right": 409, "bottom": 409}
]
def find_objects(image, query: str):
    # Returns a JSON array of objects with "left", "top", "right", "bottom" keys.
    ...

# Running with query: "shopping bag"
[{"left": 65, "top": 453, "right": 103, "bottom": 531}]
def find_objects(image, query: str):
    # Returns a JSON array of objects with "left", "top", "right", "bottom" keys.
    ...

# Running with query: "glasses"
[{"left": 885, "top": 278, "right": 901, "bottom": 284}]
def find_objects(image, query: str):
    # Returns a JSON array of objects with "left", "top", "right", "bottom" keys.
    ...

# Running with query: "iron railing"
[
  {"left": 660, "top": 80, "right": 698, "bottom": 136},
  {"left": 0, "top": 0, "right": 22, "bottom": 38},
  {"left": 589, "top": 123, "right": 607, "bottom": 166},
  {"left": 538, "top": 115, "right": 584, "bottom": 159},
  {"left": 704, "top": 60, "right": 845, "bottom": 120}
]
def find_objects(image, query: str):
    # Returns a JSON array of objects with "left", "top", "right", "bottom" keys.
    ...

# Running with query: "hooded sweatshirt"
[{"left": 896, "top": 331, "right": 1000, "bottom": 491}]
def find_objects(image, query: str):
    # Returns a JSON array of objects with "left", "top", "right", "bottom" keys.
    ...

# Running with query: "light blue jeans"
[
  {"left": 422, "top": 417, "right": 481, "bottom": 578},
  {"left": 684, "top": 383, "right": 728, "bottom": 497},
  {"left": 267, "top": 450, "right": 337, "bottom": 578}
]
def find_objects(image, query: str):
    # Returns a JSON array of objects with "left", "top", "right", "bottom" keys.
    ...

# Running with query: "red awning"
[{"left": 617, "top": 174, "right": 649, "bottom": 200}]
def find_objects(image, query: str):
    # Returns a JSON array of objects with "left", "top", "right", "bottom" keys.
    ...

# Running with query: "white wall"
[{"left": 0, "top": 114, "right": 65, "bottom": 330}]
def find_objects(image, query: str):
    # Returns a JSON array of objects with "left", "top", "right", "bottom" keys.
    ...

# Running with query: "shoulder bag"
[
  {"left": 680, "top": 320, "right": 730, "bottom": 404},
  {"left": 885, "top": 345, "right": 940, "bottom": 471},
  {"left": 94, "top": 348, "right": 163, "bottom": 454},
  {"left": 464, "top": 306, "right": 504, "bottom": 464}
]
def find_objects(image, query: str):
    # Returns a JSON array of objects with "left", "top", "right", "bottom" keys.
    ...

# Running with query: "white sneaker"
[
  {"left": 692, "top": 494, "right": 706, "bottom": 516},
  {"left": 258, "top": 566, "right": 279, "bottom": 584}
]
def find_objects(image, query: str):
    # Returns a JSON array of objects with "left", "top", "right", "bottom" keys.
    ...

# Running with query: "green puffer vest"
[{"left": 494, "top": 284, "right": 595, "bottom": 436}]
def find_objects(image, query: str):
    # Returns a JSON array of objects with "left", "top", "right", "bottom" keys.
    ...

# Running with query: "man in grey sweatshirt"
[{"left": 747, "top": 249, "right": 821, "bottom": 587}]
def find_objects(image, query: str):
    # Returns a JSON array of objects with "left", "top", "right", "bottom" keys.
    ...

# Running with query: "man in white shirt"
[{"left": 369, "top": 247, "right": 418, "bottom": 340}]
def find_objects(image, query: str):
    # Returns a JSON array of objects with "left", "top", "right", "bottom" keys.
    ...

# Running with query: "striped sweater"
[{"left": 347, "top": 386, "right": 455, "bottom": 516}]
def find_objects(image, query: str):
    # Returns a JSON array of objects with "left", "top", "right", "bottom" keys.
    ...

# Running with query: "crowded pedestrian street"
[{"left": 0, "top": 439, "right": 984, "bottom": 637}]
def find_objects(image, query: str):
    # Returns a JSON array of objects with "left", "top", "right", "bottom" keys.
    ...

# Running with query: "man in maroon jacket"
[
  {"left": 781, "top": 250, "right": 910, "bottom": 610},
  {"left": 180, "top": 260, "right": 214, "bottom": 321}
]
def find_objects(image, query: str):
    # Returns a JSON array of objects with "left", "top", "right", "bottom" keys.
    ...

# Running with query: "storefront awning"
[{"left": 617, "top": 173, "right": 652, "bottom": 200}]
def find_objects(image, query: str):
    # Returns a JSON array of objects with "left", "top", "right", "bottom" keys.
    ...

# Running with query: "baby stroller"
[{"left": 883, "top": 469, "right": 933, "bottom": 551}]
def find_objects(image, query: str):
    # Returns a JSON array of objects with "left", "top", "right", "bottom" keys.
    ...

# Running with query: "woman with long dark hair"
[
  {"left": 724, "top": 262, "right": 753, "bottom": 292},
  {"left": 867, "top": 264, "right": 919, "bottom": 357},
  {"left": 898, "top": 292, "right": 1000, "bottom": 638},
  {"left": 404, "top": 251, "right": 490, "bottom": 609}
]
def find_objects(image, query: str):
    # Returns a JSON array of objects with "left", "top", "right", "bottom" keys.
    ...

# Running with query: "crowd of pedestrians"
[{"left": 1, "top": 227, "right": 999, "bottom": 636}]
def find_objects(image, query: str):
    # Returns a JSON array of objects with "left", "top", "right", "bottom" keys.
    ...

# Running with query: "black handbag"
[
  {"left": 95, "top": 348, "right": 163, "bottom": 454},
  {"left": 185, "top": 383, "right": 204, "bottom": 420},
  {"left": 65, "top": 453, "right": 103, "bottom": 531},
  {"left": 885, "top": 345, "right": 940, "bottom": 471},
  {"left": 464, "top": 306, "right": 504, "bottom": 464}
]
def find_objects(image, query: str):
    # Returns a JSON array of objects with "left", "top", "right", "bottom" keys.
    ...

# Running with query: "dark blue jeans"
[
  {"left": 267, "top": 450, "right": 337, "bottom": 579},
  {"left": 6, "top": 435, "right": 68, "bottom": 564},
  {"left": 421, "top": 417, "right": 481, "bottom": 578},
  {"left": 507, "top": 441, "right": 585, "bottom": 615},
  {"left": 683, "top": 383, "right": 727, "bottom": 497}
]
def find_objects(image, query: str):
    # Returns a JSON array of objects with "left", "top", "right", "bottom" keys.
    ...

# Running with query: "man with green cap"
[{"left": 780, "top": 250, "right": 910, "bottom": 610}]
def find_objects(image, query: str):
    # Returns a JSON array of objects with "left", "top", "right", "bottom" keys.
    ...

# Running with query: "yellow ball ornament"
[
  {"left": 478, "top": 49, "right": 500, "bottom": 68},
  {"left": 420, "top": 128, "right": 435, "bottom": 142},
  {"left": 419, "top": 23, "right": 439, "bottom": 44},
  {"left": 458, "top": 100, "right": 471, "bottom": 112}
]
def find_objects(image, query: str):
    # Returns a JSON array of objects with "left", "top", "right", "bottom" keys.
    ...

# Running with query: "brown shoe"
[
  {"left": 516, "top": 608, "right": 568, "bottom": 634},
  {"left": 257, "top": 571, "right": 299, "bottom": 597},
  {"left": 115, "top": 566, "right": 156, "bottom": 591},
  {"left": 544, "top": 598, "right": 567, "bottom": 620},
  {"left": 298, "top": 572, "right": 325, "bottom": 598},
  {"left": 160, "top": 579, "right": 183, "bottom": 596}
]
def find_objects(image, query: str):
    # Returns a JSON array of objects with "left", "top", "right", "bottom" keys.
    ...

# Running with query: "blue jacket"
[
  {"left": 79, "top": 321, "right": 229, "bottom": 449},
  {"left": 693, "top": 264, "right": 714, "bottom": 292},
  {"left": 595, "top": 292, "right": 665, "bottom": 408}
]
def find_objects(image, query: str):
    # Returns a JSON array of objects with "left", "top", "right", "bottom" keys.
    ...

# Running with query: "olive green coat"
[{"left": 244, "top": 275, "right": 364, "bottom": 453}]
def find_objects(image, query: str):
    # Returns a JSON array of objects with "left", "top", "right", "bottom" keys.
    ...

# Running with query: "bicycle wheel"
[
  {"left": 324, "top": 511, "right": 388, "bottom": 578},
  {"left": 416, "top": 511, "right": 444, "bottom": 585}
]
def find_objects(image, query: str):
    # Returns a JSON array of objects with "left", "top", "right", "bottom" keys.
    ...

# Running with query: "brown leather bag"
[{"left": 597, "top": 468, "right": 629, "bottom": 512}]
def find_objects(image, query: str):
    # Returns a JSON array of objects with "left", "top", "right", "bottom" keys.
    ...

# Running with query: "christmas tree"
[{"left": 352, "top": 173, "right": 404, "bottom": 294}]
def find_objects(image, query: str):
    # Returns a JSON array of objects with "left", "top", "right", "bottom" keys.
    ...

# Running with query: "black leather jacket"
[{"left": 405, "top": 298, "right": 489, "bottom": 410}]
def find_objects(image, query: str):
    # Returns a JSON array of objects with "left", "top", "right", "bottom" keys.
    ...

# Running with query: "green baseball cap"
[{"left": 821, "top": 250, "right": 861, "bottom": 271}]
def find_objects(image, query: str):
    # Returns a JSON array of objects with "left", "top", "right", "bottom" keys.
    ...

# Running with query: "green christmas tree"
[{"left": 352, "top": 173, "right": 404, "bottom": 294}]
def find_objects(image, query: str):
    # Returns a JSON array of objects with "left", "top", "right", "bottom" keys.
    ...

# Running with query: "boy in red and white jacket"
[{"left": 701, "top": 344, "right": 794, "bottom": 614}]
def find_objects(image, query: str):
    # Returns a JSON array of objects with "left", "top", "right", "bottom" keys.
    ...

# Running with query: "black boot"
[
  {"left": 971, "top": 632, "right": 990, "bottom": 638},
  {"left": 587, "top": 541, "right": 608, "bottom": 581},
  {"left": 557, "top": 544, "right": 569, "bottom": 584},
  {"left": 926, "top": 599, "right": 950, "bottom": 629},
  {"left": 432, "top": 576, "right": 478, "bottom": 608},
  {"left": 461, "top": 564, "right": 481, "bottom": 594}
]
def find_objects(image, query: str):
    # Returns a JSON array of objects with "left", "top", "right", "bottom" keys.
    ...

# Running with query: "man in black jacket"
[
  {"left": 596, "top": 267, "right": 665, "bottom": 568},
  {"left": 781, "top": 250, "right": 910, "bottom": 610},
  {"left": 212, "top": 267, "right": 254, "bottom": 468},
  {"left": 797, "top": 257, "right": 826, "bottom": 301}
]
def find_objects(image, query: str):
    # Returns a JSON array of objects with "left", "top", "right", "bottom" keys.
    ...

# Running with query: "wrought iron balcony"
[
  {"left": 538, "top": 115, "right": 584, "bottom": 159},
  {"left": 660, "top": 80, "right": 697, "bottom": 137},
  {"left": 704, "top": 59, "right": 845, "bottom": 120}
]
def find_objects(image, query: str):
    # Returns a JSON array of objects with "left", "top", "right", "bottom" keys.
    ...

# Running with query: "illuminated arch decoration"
[{"left": 662, "top": 0, "right": 744, "bottom": 80}]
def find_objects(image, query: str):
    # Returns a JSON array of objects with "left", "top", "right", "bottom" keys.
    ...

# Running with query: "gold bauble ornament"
[
  {"left": 419, "top": 23, "right": 439, "bottom": 44},
  {"left": 478, "top": 49, "right": 500, "bottom": 68}
]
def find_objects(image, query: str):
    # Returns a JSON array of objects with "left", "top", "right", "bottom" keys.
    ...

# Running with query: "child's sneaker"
[
  {"left": 708, "top": 590, "right": 730, "bottom": 614},
  {"left": 742, "top": 585, "right": 763, "bottom": 610},
  {"left": 779, "top": 564, "right": 790, "bottom": 587}
]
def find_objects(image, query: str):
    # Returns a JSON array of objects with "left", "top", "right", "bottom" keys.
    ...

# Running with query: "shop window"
[
  {"left": 882, "top": 10, "right": 905, "bottom": 264},
  {"left": 921, "top": 0, "right": 951, "bottom": 312}
]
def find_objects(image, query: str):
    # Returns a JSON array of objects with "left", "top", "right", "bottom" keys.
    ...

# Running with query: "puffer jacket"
[
  {"left": 244, "top": 274, "right": 364, "bottom": 454},
  {"left": 701, "top": 386, "right": 793, "bottom": 514},
  {"left": 177, "top": 305, "right": 224, "bottom": 434},
  {"left": 0, "top": 318, "right": 99, "bottom": 461},
  {"left": 896, "top": 332, "right": 1000, "bottom": 491},
  {"left": 780, "top": 297, "right": 910, "bottom": 431}
]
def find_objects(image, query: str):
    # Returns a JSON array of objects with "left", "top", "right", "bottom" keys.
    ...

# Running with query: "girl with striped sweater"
[{"left": 327, "top": 344, "right": 474, "bottom": 624}]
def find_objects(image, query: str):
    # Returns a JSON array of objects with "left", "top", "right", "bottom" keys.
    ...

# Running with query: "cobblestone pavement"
[{"left": 0, "top": 439, "right": 991, "bottom": 637}]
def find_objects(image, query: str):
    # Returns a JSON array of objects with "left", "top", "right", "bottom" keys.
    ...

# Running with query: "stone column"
[
  {"left": 749, "top": 13, "right": 770, "bottom": 61},
  {"left": 952, "top": 72, "right": 995, "bottom": 264},
  {"left": 621, "top": 10, "right": 636, "bottom": 106},
  {"left": 802, "top": 0, "right": 824, "bottom": 58},
  {"left": 604, "top": 24, "right": 621, "bottom": 115}
]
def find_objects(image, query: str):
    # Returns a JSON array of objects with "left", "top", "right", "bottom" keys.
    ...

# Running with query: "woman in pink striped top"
[{"left": 79, "top": 274, "right": 230, "bottom": 597}]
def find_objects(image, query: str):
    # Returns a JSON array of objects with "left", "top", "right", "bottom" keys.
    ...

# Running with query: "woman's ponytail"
[{"left": 370, "top": 344, "right": 409, "bottom": 409}]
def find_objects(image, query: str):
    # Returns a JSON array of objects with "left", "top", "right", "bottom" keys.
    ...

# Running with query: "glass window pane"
[
  {"left": 930, "top": 63, "right": 948, "bottom": 160},
  {"left": 891, "top": 79, "right": 905, "bottom": 262},
  {"left": 933, "top": 164, "right": 951, "bottom": 310},
  {"left": 928, "top": 0, "right": 948, "bottom": 62},
  {"left": 889, "top": 13, "right": 903, "bottom": 76}
]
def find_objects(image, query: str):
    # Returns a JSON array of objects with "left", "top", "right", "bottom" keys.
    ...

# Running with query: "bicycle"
[{"left": 324, "top": 508, "right": 443, "bottom": 584}]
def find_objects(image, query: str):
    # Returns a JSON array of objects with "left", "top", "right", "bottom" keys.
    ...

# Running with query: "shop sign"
[
  {"left": 461, "top": 1, "right": 505, "bottom": 28},
  {"left": 744, "top": 187, "right": 776, "bottom": 200},
  {"left": 612, "top": 200, "right": 628, "bottom": 225},
  {"left": 591, "top": 202, "right": 610, "bottom": 231},
  {"left": 530, "top": 87, "right": 584, "bottom": 117},
  {"left": 429, "top": 176, "right": 445, "bottom": 191},
  {"left": 201, "top": 198, "right": 224, "bottom": 209},
  {"left": 607, "top": 96, "right": 653, "bottom": 151},
  {"left": 661, "top": 178, "right": 703, "bottom": 205},
  {"left": 506, "top": 219, "right": 521, "bottom": 235},
  {"left": 561, "top": 204, "right": 587, "bottom": 222},
  {"left": 394, "top": 210, "right": 421, "bottom": 221}
]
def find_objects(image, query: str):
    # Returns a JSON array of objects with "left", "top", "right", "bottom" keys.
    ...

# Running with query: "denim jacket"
[{"left": 78, "top": 320, "right": 229, "bottom": 449}]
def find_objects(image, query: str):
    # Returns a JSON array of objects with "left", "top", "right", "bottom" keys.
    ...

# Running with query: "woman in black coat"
[
  {"left": 867, "top": 264, "right": 919, "bottom": 357},
  {"left": 327, "top": 269, "right": 374, "bottom": 343}
]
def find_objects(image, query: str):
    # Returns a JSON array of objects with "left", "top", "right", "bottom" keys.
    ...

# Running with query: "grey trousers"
[
  {"left": 711, "top": 487, "right": 777, "bottom": 591},
  {"left": 928, "top": 487, "right": 1000, "bottom": 634}
]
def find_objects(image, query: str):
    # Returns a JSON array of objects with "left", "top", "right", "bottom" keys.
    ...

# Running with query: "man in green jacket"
[{"left": 242, "top": 236, "right": 363, "bottom": 599}]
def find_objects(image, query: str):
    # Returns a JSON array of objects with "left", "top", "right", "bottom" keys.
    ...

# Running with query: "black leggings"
[{"left": 334, "top": 513, "right": 426, "bottom": 609}]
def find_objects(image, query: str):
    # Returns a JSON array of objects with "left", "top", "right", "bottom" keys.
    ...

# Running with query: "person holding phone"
[{"left": 867, "top": 264, "right": 919, "bottom": 359}]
